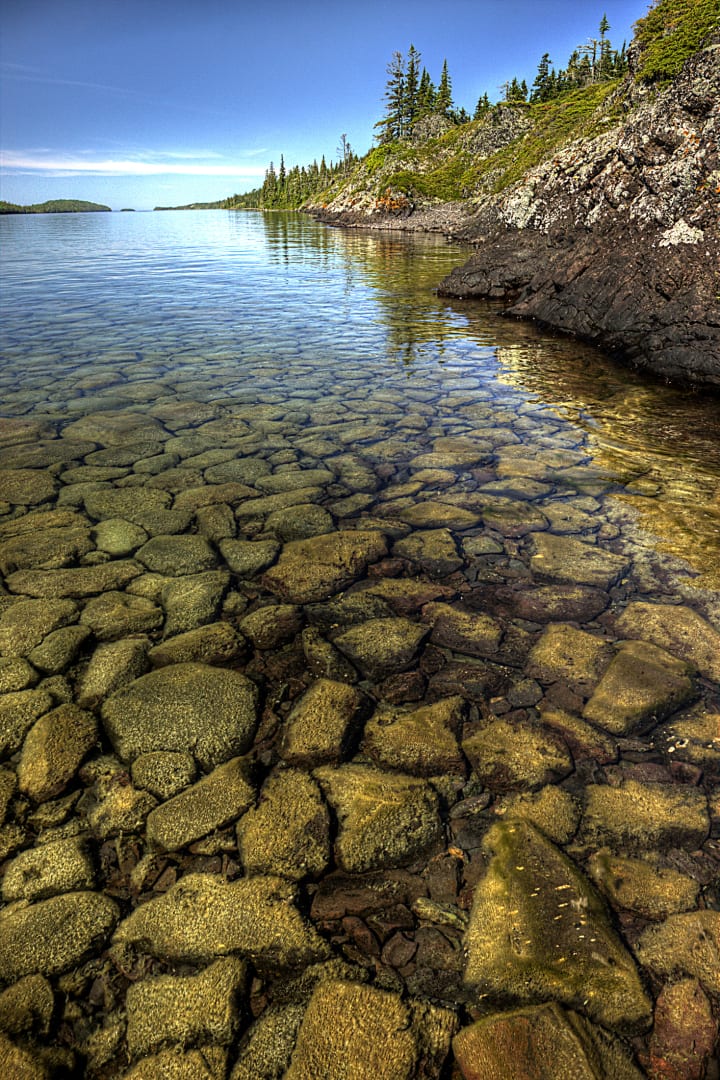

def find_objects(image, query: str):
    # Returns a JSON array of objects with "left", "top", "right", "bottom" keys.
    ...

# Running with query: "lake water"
[{"left": 1, "top": 209, "right": 720, "bottom": 1075}]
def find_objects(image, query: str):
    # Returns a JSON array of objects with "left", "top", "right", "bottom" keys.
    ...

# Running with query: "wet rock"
[
  {"left": 218, "top": 538, "right": 279, "bottom": 576},
  {"left": 125, "top": 957, "right": 248, "bottom": 1057},
  {"left": 362, "top": 578, "right": 457, "bottom": 615},
  {"left": 284, "top": 980, "right": 417, "bottom": 1080},
  {"left": 76, "top": 637, "right": 150, "bottom": 709},
  {"left": 18, "top": 704, "right": 97, "bottom": 803},
  {"left": 160, "top": 571, "right": 229, "bottom": 637},
  {"left": 453, "top": 1003, "right": 645, "bottom": 1080},
  {"left": 113, "top": 873, "right": 331, "bottom": 969},
  {"left": 647, "top": 978, "right": 717, "bottom": 1080},
  {"left": 0, "top": 891, "right": 118, "bottom": 981},
  {"left": 361, "top": 696, "right": 467, "bottom": 777},
  {"left": 530, "top": 533, "right": 629, "bottom": 589},
  {"left": 0, "top": 526, "right": 93, "bottom": 574},
  {"left": 398, "top": 502, "right": 481, "bottom": 530},
  {"left": 578, "top": 780, "right": 709, "bottom": 854},
  {"left": 146, "top": 757, "right": 254, "bottom": 851},
  {"left": 92, "top": 517, "right": 149, "bottom": 556},
  {"left": 148, "top": 622, "right": 243, "bottom": 668},
  {"left": 205, "top": 457, "right": 271, "bottom": 484},
  {"left": 239, "top": 604, "right": 303, "bottom": 650},
  {"left": 0, "top": 689, "right": 54, "bottom": 759},
  {"left": 481, "top": 499, "right": 549, "bottom": 537},
  {"left": 314, "top": 764, "right": 442, "bottom": 873},
  {"left": 587, "top": 850, "right": 699, "bottom": 920},
  {"left": 463, "top": 819, "right": 652, "bottom": 1033},
  {"left": 237, "top": 767, "right": 330, "bottom": 880},
  {"left": 539, "top": 707, "right": 618, "bottom": 765},
  {"left": 511, "top": 584, "right": 609, "bottom": 623},
  {"left": 280, "top": 678, "right": 366, "bottom": 766},
  {"left": 394, "top": 528, "right": 463, "bottom": 577},
  {"left": 494, "top": 785, "right": 582, "bottom": 845},
  {"left": 658, "top": 703, "right": 720, "bottom": 772},
  {"left": 0, "top": 658, "right": 38, "bottom": 693},
  {"left": 2, "top": 835, "right": 95, "bottom": 902},
  {"left": 86, "top": 776, "right": 158, "bottom": 838},
  {"left": 83, "top": 487, "right": 171, "bottom": 523},
  {"left": 635, "top": 911, "right": 720, "bottom": 994},
  {"left": 306, "top": 591, "right": 393, "bottom": 633},
  {"left": 262, "top": 530, "right": 388, "bottom": 604},
  {"left": 195, "top": 502, "right": 236, "bottom": 544},
  {"left": 527, "top": 623, "right": 609, "bottom": 696},
  {"left": 583, "top": 640, "right": 695, "bottom": 736},
  {"left": 422, "top": 602, "right": 502, "bottom": 659},
  {"left": 300, "top": 626, "right": 358, "bottom": 682},
  {"left": 79, "top": 591, "right": 163, "bottom": 641},
  {"left": 62, "top": 411, "right": 166, "bottom": 446},
  {"left": 0, "top": 468, "right": 55, "bottom": 507},
  {"left": 0, "top": 974, "right": 54, "bottom": 1037},
  {"left": 0, "top": 598, "right": 78, "bottom": 657},
  {"left": 27, "top": 624, "right": 91, "bottom": 674},
  {"left": 255, "top": 469, "right": 334, "bottom": 494},
  {"left": 427, "top": 659, "right": 506, "bottom": 702},
  {"left": 265, "top": 504, "right": 335, "bottom": 541},
  {"left": 615, "top": 601, "right": 720, "bottom": 682},
  {"left": 5, "top": 560, "right": 142, "bottom": 599},
  {"left": 230, "top": 1003, "right": 305, "bottom": 1080},
  {"left": 333, "top": 617, "right": 429, "bottom": 680},
  {"left": 0, "top": 768, "right": 16, "bottom": 823},
  {"left": 136, "top": 535, "right": 217, "bottom": 576},
  {"left": 102, "top": 663, "right": 257, "bottom": 770},
  {"left": 0, "top": 1032, "right": 52, "bottom": 1079},
  {"left": 462, "top": 718, "right": 573, "bottom": 792},
  {"left": 131, "top": 751, "right": 197, "bottom": 800}
]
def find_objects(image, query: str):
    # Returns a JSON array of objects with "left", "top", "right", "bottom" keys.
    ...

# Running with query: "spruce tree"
[
  {"left": 435, "top": 60, "right": 453, "bottom": 117},
  {"left": 375, "top": 51, "right": 407, "bottom": 143},
  {"left": 404, "top": 44, "right": 421, "bottom": 132}
]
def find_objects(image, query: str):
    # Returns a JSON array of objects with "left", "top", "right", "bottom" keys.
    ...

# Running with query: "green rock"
[
  {"left": 423, "top": 603, "right": 502, "bottom": 659},
  {"left": 92, "top": 517, "right": 149, "bottom": 556},
  {"left": 0, "top": 891, "right": 118, "bottom": 981},
  {"left": 0, "top": 974, "right": 54, "bottom": 1037},
  {"left": 76, "top": 637, "right": 150, "bottom": 710},
  {"left": 539, "top": 708, "right": 617, "bottom": 765},
  {"left": 0, "top": 598, "right": 78, "bottom": 657},
  {"left": 113, "top": 873, "right": 331, "bottom": 969},
  {"left": 2, "top": 836, "right": 95, "bottom": 902},
  {"left": 219, "top": 538, "right": 279, "bottom": 576},
  {"left": 494, "top": 786, "right": 582, "bottom": 845},
  {"left": 634, "top": 911, "right": 720, "bottom": 994},
  {"left": 101, "top": 663, "right": 257, "bottom": 769},
  {"left": 5, "top": 560, "right": 142, "bottom": 599},
  {"left": 462, "top": 719, "right": 573, "bottom": 792},
  {"left": 0, "top": 468, "right": 55, "bottom": 506},
  {"left": 0, "top": 768, "right": 17, "bottom": 824},
  {"left": 300, "top": 627, "right": 358, "bottom": 683},
  {"left": 657, "top": 703, "right": 720, "bottom": 771},
  {"left": 480, "top": 499, "right": 549, "bottom": 537},
  {"left": 17, "top": 704, "right": 97, "bottom": 803},
  {"left": 230, "top": 1004, "right": 305, "bottom": 1080},
  {"left": 27, "top": 625, "right": 91, "bottom": 674},
  {"left": 0, "top": 526, "right": 93, "bottom": 575},
  {"left": 262, "top": 530, "right": 387, "bottom": 604},
  {"left": 131, "top": 751, "right": 197, "bottom": 801},
  {"left": 361, "top": 696, "right": 467, "bottom": 777},
  {"left": 160, "top": 571, "right": 229, "bottom": 637},
  {"left": 530, "top": 534, "right": 629, "bottom": 590},
  {"left": 463, "top": 820, "right": 652, "bottom": 1033},
  {"left": 240, "top": 604, "right": 303, "bottom": 650},
  {"left": 615, "top": 601, "right": 720, "bottom": 682},
  {"left": 583, "top": 640, "right": 695, "bottom": 735},
  {"left": 0, "top": 689, "right": 53, "bottom": 759},
  {"left": 146, "top": 757, "right": 255, "bottom": 851},
  {"left": 79, "top": 591, "right": 163, "bottom": 641},
  {"left": 237, "top": 767, "right": 329, "bottom": 880},
  {"left": 578, "top": 779, "right": 709, "bottom": 854},
  {"left": 280, "top": 679, "right": 365, "bottom": 766},
  {"left": 398, "top": 502, "right": 481, "bottom": 530},
  {"left": 255, "top": 469, "right": 334, "bottom": 494},
  {"left": 314, "top": 764, "right": 442, "bottom": 873},
  {"left": 333, "top": 617, "right": 428, "bottom": 680},
  {"left": 148, "top": 623, "right": 244, "bottom": 669},
  {"left": 526, "top": 623, "right": 609, "bottom": 696},
  {"left": 394, "top": 528, "right": 463, "bottom": 577},
  {"left": 125, "top": 957, "right": 248, "bottom": 1057},
  {"left": 136, "top": 535, "right": 217, "bottom": 576},
  {"left": 587, "top": 850, "right": 699, "bottom": 920},
  {"left": 0, "top": 658, "right": 38, "bottom": 693}
]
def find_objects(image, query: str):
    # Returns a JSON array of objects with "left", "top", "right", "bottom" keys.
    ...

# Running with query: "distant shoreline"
[{"left": 0, "top": 199, "right": 111, "bottom": 215}]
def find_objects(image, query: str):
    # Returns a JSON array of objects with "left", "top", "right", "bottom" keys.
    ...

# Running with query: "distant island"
[
  {"left": 153, "top": 200, "right": 225, "bottom": 211},
  {"left": 0, "top": 199, "right": 112, "bottom": 215}
]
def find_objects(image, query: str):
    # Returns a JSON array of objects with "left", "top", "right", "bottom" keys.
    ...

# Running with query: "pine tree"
[
  {"left": 375, "top": 50, "right": 407, "bottom": 143},
  {"left": 435, "top": 60, "right": 453, "bottom": 117},
  {"left": 531, "top": 52, "right": 553, "bottom": 102},
  {"left": 418, "top": 68, "right": 436, "bottom": 114},
  {"left": 404, "top": 44, "right": 421, "bottom": 132},
  {"left": 473, "top": 92, "right": 491, "bottom": 119}
]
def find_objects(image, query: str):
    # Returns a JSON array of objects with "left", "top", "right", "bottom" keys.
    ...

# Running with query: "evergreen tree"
[
  {"left": 473, "top": 92, "right": 491, "bottom": 119},
  {"left": 531, "top": 52, "right": 553, "bottom": 101},
  {"left": 375, "top": 50, "right": 406, "bottom": 143},
  {"left": 435, "top": 59, "right": 453, "bottom": 117},
  {"left": 418, "top": 68, "right": 436, "bottom": 114},
  {"left": 404, "top": 44, "right": 421, "bottom": 131}
]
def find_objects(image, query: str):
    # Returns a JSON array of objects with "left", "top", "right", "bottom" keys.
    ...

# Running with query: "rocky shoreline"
[{"left": 1, "top": 358, "right": 720, "bottom": 1077}]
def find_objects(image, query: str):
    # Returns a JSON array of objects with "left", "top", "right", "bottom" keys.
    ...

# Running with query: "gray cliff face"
[{"left": 442, "top": 35, "right": 720, "bottom": 387}]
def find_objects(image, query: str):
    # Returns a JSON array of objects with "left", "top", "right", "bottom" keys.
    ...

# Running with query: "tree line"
[{"left": 224, "top": 141, "right": 359, "bottom": 211}]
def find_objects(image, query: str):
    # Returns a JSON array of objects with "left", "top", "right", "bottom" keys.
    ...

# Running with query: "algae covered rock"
[
  {"left": 237, "top": 767, "right": 330, "bottom": 880},
  {"left": 263, "top": 529, "right": 387, "bottom": 603},
  {"left": 18, "top": 704, "right": 97, "bottom": 803},
  {"left": 462, "top": 719, "right": 573, "bottom": 792},
  {"left": 463, "top": 819, "right": 652, "bottom": 1033},
  {"left": 587, "top": 850, "right": 699, "bottom": 920},
  {"left": 578, "top": 779, "right": 709, "bottom": 854},
  {"left": 333, "top": 617, "right": 428, "bottom": 680},
  {"left": 634, "top": 910, "right": 720, "bottom": 994},
  {"left": 615, "top": 601, "right": 720, "bottom": 682},
  {"left": 146, "top": 757, "right": 255, "bottom": 851},
  {"left": 280, "top": 678, "right": 365, "bottom": 766},
  {"left": 0, "top": 891, "right": 118, "bottom": 981},
  {"left": 526, "top": 623, "right": 609, "bottom": 696},
  {"left": 361, "top": 696, "right": 467, "bottom": 777},
  {"left": 530, "top": 533, "right": 629, "bottom": 590}
]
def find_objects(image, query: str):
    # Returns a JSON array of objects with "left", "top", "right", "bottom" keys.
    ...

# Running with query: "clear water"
[{"left": 1, "top": 208, "right": 719, "bottom": 592}]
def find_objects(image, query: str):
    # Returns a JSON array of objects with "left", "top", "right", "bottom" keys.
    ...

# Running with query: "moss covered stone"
[
  {"left": 237, "top": 767, "right": 329, "bottom": 880},
  {"left": 582, "top": 640, "right": 695, "bottom": 735},
  {"left": 462, "top": 718, "right": 573, "bottom": 792},
  {"left": 146, "top": 757, "right": 255, "bottom": 852}
]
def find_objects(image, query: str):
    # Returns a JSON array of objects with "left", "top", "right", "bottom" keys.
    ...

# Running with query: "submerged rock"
[
  {"left": 462, "top": 718, "right": 573, "bottom": 792},
  {"left": 530, "top": 533, "right": 629, "bottom": 590},
  {"left": 0, "top": 891, "right": 118, "bottom": 981},
  {"left": 280, "top": 678, "right": 366, "bottom": 766},
  {"left": 237, "top": 767, "right": 330, "bottom": 880},
  {"left": 615, "top": 601, "right": 720, "bottom": 682},
  {"left": 635, "top": 911, "right": 720, "bottom": 995},
  {"left": 146, "top": 757, "right": 255, "bottom": 851},
  {"left": 262, "top": 530, "right": 387, "bottom": 603},
  {"left": 578, "top": 779, "right": 709, "bottom": 854},
  {"left": 361, "top": 696, "right": 467, "bottom": 777},
  {"left": 333, "top": 617, "right": 429, "bottom": 680}
]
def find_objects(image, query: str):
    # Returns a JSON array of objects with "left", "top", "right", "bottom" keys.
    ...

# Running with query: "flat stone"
[
  {"left": 125, "top": 957, "right": 248, "bottom": 1057},
  {"left": 587, "top": 850, "right": 699, "bottom": 920},
  {"left": 647, "top": 978, "right": 718, "bottom": 1080},
  {"left": 583, "top": 640, "right": 695, "bottom": 735},
  {"left": 539, "top": 708, "right": 617, "bottom": 765},
  {"left": 83, "top": 487, "right": 172, "bottom": 523},
  {"left": 0, "top": 439, "right": 96, "bottom": 470},
  {"left": 494, "top": 785, "right": 582, "bottom": 845},
  {"left": 146, "top": 757, "right": 255, "bottom": 851},
  {"left": 0, "top": 768, "right": 17, "bottom": 823},
  {"left": 300, "top": 627, "right": 358, "bottom": 683},
  {"left": 280, "top": 679, "right": 365, "bottom": 766},
  {"left": 361, "top": 696, "right": 467, "bottom": 777},
  {"left": 237, "top": 767, "right": 330, "bottom": 880},
  {"left": 635, "top": 911, "right": 720, "bottom": 994},
  {"left": 527, "top": 623, "right": 609, "bottom": 696},
  {"left": 5, "top": 561, "right": 142, "bottom": 598},
  {"left": 361, "top": 579, "right": 457, "bottom": 615},
  {"left": 531, "top": 533, "right": 629, "bottom": 589},
  {"left": 92, "top": 517, "right": 150, "bottom": 557},
  {"left": 27, "top": 625, "right": 91, "bottom": 674},
  {"left": 285, "top": 980, "right": 417, "bottom": 1080},
  {"left": 0, "top": 658, "right": 38, "bottom": 693},
  {"left": 657, "top": 704, "right": 720, "bottom": 771},
  {"left": 136, "top": 535, "right": 217, "bottom": 576},
  {"left": 230, "top": 1003, "right": 305, "bottom": 1080},
  {"left": 306, "top": 592, "right": 393, "bottom": 633},
  {"left": 615, "top": 601, "right": 720, "bottom": 682},
  {"left": 219, "top": 538, "right": 279, "bottom": 576},
  {"left": 264, "top": 504, "right": 335, "bottom": 541},
  {"left": 0, "top": 973, "right": 54, "bottom": 1037},
  {"left": 148, "top": 623, "right": 244, "bottom": 668},
  {"left": 398, "top": 502, "right": 481, "bottom": 530},
  {"left": 453, "top": 1003, "right": 645, "bottom": 1080},
  {"left": 578, "top": 779, "right": 709, "bottom": 854},
  {"left": 0, "top": 526, "right": 93, "bottom": 575},
  {"left": 131, "top": 752, "right": 197, "bottom": 801},
  {"left": 511, "top": 585, "right": 609, "bottom": 623},
  {"left": 62, "top": 411, "right": 166, "bottom": 446},
  {"left": 113, "top": 873, "right": 331, "bottom": 969},
  {"left": 262, "top": 530, "right": 387, "bottom": 604},
  {"left": 76, "top": 637, "right": 150, "bottom": 710},
  {"left": 0, "top": 598, "right": 78, "bottom": 657},
  {"left": 0, "top": 891, "right": 118, "bottom": 981},
  {"left": 195, "top": 502, "right": 236, "bottom": 544},
  {"left": 205, "top": 458, "right": 271, "bottom": 484},
  {"left": 481, "top": 499, "right": 549, "bottom": 537},
  {"left": 463, "top": 719, "right": 573, "bottom": 792},
  {"left": 235, "top": 488, "right": 324, "bottom": 522},
  {"left": 463, "top": 819, "right": 652, "bottom": 1033},
  {"left": 333, "top": 618, "right": 428, "bottom": 680},
  {"left": 0, "top": 469, "right": 55, "bottom": 506},
  {"left": 86, "top": 778, "right": 158, "bottom": 838},
  {"left": 255, "top": 469, "right": 334, "bottom": 493},
  {"left": 314, "top": 764, "right": 442, "bottom": 873},
  {"left": 394, "top": 528, "right": 463, "bottom": 577},
  {"left": 160, "top": 571, "right": 229, "bottom": 637},
  {"left": 239, "top": 604, "right": 303, "bottom": 650},
  {"left": 423, "top": 602, "right": 502, "bottom": 659},
  {"left": 2, "top": 835, "right": 95, "bottom": 903},
  {"left": 79, "top": 591, "right": 163, "bottom": 641},
  {"left": 18, "top": 705, "right": 97, "bottom": 803},
  {"left": 0, "top": 690, "right": 54, "bottom": 759},
  {"left": 101, "top": 663, "right": 258, "bottom": 769}
]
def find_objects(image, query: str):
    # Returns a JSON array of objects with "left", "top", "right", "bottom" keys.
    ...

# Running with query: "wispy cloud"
[{"left": 0, "top": 152, "right": 267, "bottom": 178}]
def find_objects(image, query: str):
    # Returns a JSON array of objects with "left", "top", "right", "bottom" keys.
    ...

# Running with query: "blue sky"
[{"left": 1, "top": 0, "right": 646, "bottom": 210}]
